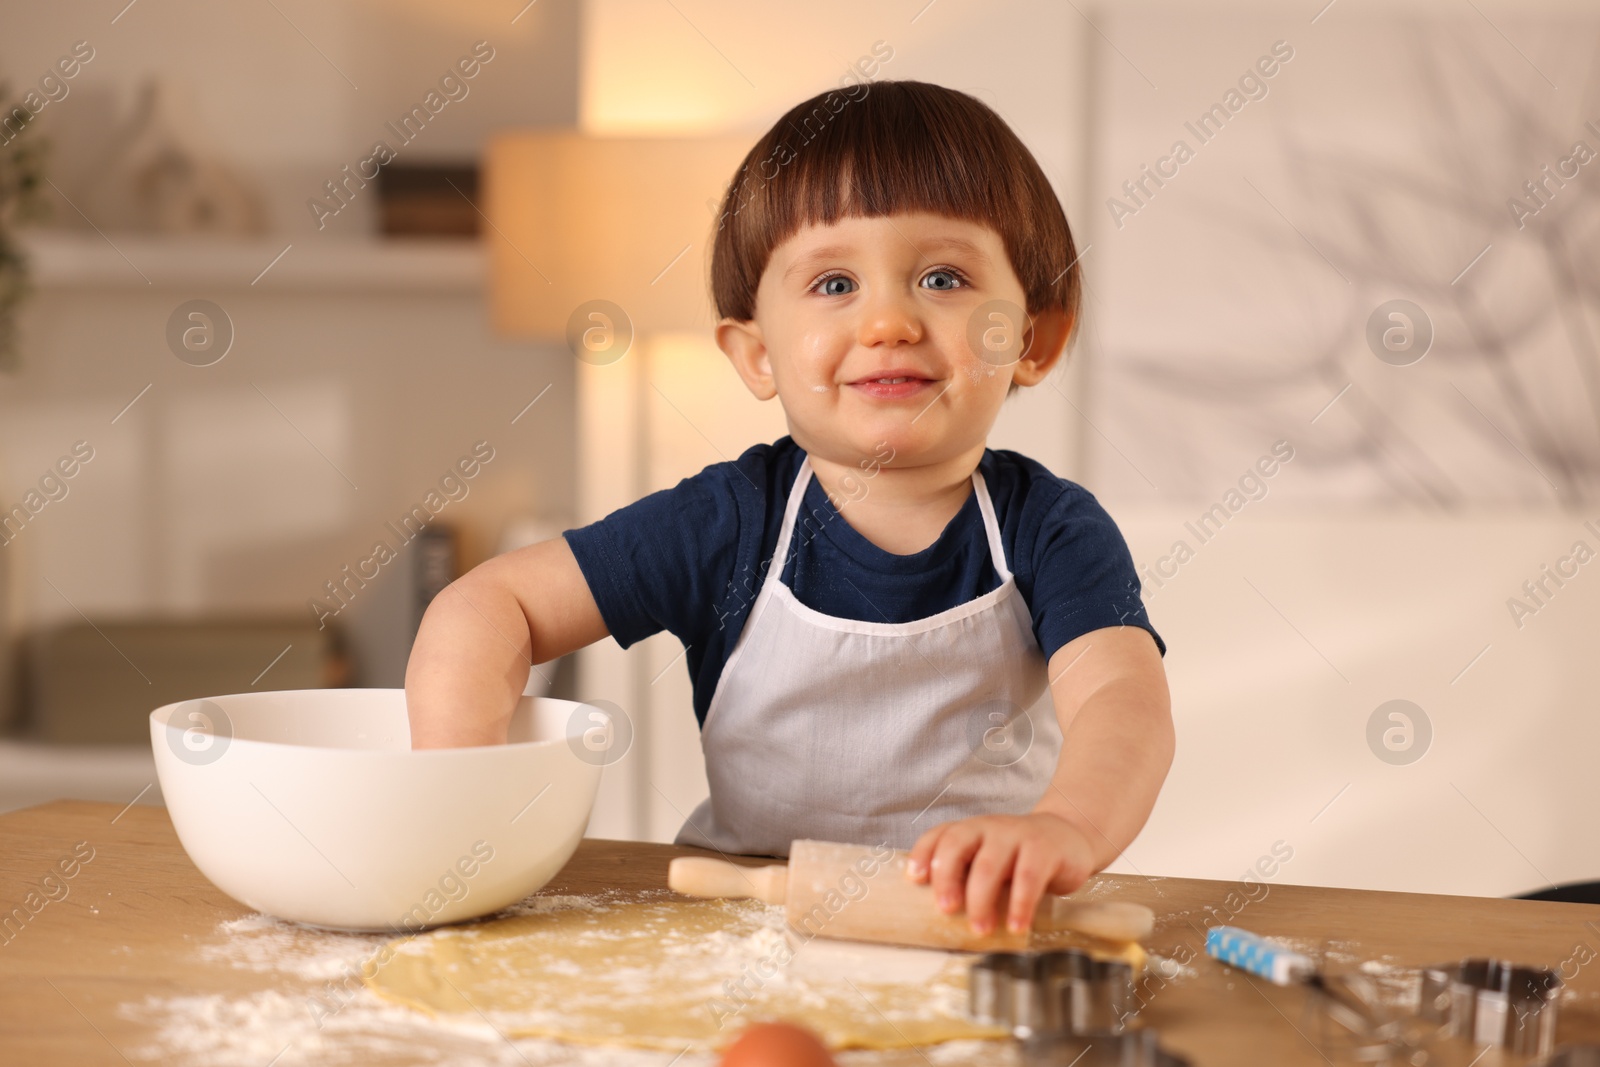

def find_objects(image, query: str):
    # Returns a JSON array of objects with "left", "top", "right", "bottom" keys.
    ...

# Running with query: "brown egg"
[{"left": 718, "top": 1021, "right": 838, "bottom": 1067}]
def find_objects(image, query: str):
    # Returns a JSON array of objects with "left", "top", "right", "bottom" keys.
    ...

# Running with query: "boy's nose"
[{"left": 855, "top": 294, "right": 923, "bottom": 348}]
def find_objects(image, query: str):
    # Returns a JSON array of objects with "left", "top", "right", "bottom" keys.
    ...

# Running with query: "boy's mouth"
[{"left": 846, "top": 369, "right": 936, "bottom": 400}]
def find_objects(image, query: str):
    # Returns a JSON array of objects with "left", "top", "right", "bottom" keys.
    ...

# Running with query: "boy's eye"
[
  {"left": 814, "top": 274, "right": 856, "bottom": 296},
  {"left": 921, "top": 269, "right": 964, "bottom": 291}
]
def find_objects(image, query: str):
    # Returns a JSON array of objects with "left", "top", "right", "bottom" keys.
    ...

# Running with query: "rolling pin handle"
[{"left": 668, "top": 857, "right": 788, "bottom": 904}]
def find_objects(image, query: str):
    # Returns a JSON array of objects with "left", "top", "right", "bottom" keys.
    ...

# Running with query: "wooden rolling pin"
[{"left": 668, "top": 839, "right": 1153, "bottom": 952}]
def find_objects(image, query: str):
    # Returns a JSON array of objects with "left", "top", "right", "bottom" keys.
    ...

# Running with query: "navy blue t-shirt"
[{"left": 562, "top": 436, "right": 1163, "bottom": 726}]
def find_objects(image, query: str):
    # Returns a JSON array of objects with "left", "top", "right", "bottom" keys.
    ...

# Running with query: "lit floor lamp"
[{"left": 482, "top": 131, "right": 748, "bottom": 839}]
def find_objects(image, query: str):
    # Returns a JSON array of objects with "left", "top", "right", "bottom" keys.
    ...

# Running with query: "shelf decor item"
[
  {"left": 83, "top": 76, "right": 265, "bottom": 236},
  {"left": 0, "top": 74, "right": 50, "bottom": 374},
  {"left": 375, "top": 163, "right": 480, "bottom": 238}
]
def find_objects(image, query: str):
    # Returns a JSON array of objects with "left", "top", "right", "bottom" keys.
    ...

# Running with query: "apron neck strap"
[
  {"left": 970, "top": 467, "right": 1013, "bottom": 582},
  {"left": 771, "top": 456, "right": 815, "bottom": 570}
]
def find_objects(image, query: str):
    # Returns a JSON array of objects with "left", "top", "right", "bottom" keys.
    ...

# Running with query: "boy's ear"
[
  {"left": 1012, "top": 307, "right": 1074, "bottom": 388},
  {"left": 716, "top": 318, "right": 778, "bottom": 400}
]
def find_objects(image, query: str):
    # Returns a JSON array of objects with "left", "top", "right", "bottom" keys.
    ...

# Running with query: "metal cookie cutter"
[
  {"left": 1020, "top": 1030, "right": 1191, "bottom": 1067},
  {"left": 969, "top": 949, "right": 1136, "bottom": 1038},
  {"left": 1418, "top": 958, "right": 1562, "bottom": 1057}
]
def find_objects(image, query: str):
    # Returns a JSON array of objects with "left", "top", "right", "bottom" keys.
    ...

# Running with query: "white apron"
[{"left": 675, "top": 454, "right": 1063, "bottom": 857}]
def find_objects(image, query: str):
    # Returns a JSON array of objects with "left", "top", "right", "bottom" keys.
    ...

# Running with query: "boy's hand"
[{"left": 905, "top": 812, "right": 1098, "bottom": 936}]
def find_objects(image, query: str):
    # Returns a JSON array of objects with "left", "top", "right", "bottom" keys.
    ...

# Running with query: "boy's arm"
[
  {"left": 1032, "top": 625, "right": 1173, "bottom": 869},
  {"left": 405, "top": 536, "right": 610, "bottom": 749},
  {"left": 906, "top": 625, "right": 1173, "bottom": 934}
]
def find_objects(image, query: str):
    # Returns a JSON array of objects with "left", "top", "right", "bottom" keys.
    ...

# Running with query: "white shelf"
[{"left": 17, "top": 230, "right": 485, "bottom": 294}]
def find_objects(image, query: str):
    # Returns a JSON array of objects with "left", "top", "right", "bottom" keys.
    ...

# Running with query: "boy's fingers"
[
  {"left": 962, "top": 836, "right": 1019, "bottom": 936},
  {"left": 906, "top": 826, "right": 945, "bottom": 883},
  {"left": 929, "top": 824, "right": 984, "bottom": 914},
  {"left": 1006, "top": 842, "right": 1056, "bottom": 934}
]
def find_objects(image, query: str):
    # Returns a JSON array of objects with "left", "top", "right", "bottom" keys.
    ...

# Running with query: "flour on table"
[
  {"left": 198, "top": 913, "right": 384, "bottom": 981},
  {"left": 124, "top": 988, "right": 719, "bottom": 1067},
  {"left": 125, "top": 894, "right": 723, "bottom": 1067},
  {"left": 1145, "top": 953, "right": 1196, "bottom": 981},
  {"left": 498, "top": 893, "right": 616, "bottom": 917},
  {"left": 123, "top": 889, "right": 1002, "bottom": 1064}
]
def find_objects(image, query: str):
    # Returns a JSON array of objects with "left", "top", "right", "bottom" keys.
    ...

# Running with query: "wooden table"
[{"left": 2, "top": 800, "right": 1597, "bottom": 1066}]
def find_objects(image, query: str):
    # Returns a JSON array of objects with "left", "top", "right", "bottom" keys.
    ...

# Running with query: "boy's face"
[{"left": 717, "top": 212, "right": 1064, "bottom": 473}]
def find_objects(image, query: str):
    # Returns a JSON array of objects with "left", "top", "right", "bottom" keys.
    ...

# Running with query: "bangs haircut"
[{"left": 709, "top": 79, "right": 1082, "bottom": 358}]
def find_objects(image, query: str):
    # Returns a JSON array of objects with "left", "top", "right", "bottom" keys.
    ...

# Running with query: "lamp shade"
[{"left": 483, "top": 131, "right": 751, "bottom": 339}]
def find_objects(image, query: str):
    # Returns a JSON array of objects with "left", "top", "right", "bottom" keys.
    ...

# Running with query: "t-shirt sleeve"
[
  {"left": 561, "top": 465, "right": 742, "bottom": 650},
  {"left": 1028, "top": 483, "right": 1166, "bottom": 660}
]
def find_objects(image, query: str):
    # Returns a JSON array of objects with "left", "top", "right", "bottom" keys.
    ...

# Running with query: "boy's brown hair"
[{"left": 709, "top": 79, "right": 1081, "bottom": 383}]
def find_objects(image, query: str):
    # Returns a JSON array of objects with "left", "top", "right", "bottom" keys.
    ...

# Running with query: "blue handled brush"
[{"left": 1205, "top": 925, "right": 1316, "bottom": 985}]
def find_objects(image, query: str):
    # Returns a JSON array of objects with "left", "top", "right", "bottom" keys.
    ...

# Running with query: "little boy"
[{"left": 406, "top": 80, "right": 1173, "bottom": 937}]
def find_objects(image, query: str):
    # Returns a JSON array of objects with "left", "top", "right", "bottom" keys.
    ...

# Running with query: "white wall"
[
  {"left": 1116, "top": 506, "right": 1600, "bottom": 897},
  {"left": 1078, "top": 0, "right": 1600, "bottom": 895}
]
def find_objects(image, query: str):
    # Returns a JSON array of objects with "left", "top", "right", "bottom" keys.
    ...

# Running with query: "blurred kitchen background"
[{"left": 1, "top": 0, "right": 1596, "bottom": 901}]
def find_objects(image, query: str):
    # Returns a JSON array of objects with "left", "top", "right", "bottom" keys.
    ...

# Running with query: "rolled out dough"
[{"left": 364, "top": 891, "right": 1143, "bottom": 1052}]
